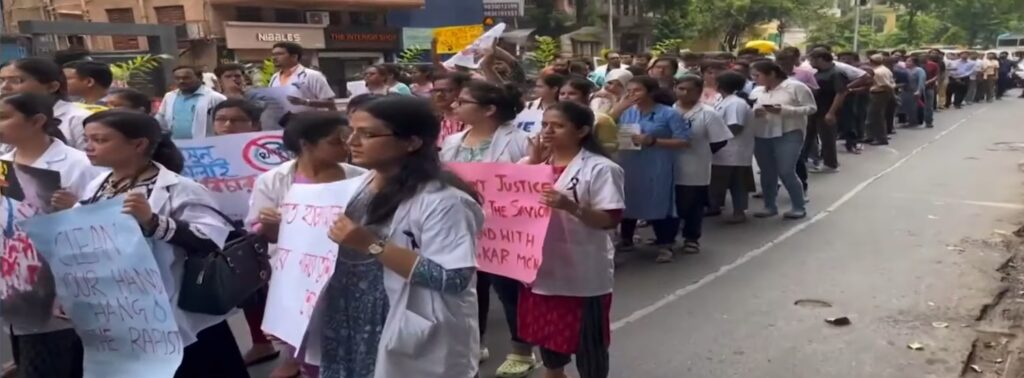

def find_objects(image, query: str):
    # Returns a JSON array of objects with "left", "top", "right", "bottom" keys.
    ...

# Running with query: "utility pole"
[
  {"left": 853, "top": 0, "right": 862, "bottom": 52},
  {"left": 608, "top": 0, "right": 615, "bottom": 50}
]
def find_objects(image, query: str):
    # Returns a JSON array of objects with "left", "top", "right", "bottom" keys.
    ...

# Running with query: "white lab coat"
[
  {"left": 154, "top": 86, "right": 226, "bottom": 139},
  {"left": 268, "top": 65, "right": 337, "bottom": 114},
  {"left": 82, "top": 163, "right": 232, "bottom": 346},
  {"left": 1, "top": 138, "right": 106, "bottom": 335},
  {"left": 54, "top": 100, "right": 95, "bottom": 150},
  {"left": 244, "top": 160, "right": 367, "bottom": 231},
  {"left": 439, "top": 124, "right": 530, "bottom": 163},
  {"left": 531, "top": 149, "right": 624, "bottom": 297},
  {"left": 351, "top": 173, "right": 483, "bottom": 378}
]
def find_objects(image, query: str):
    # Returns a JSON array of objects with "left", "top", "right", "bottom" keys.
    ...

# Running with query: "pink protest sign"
[{"left": 448, "top": 162, "right": 554, "bottom": 283}]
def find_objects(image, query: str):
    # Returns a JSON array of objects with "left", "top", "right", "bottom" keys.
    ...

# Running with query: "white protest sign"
[
  {"left": 20, "top": 198, "right": 182, "bottom": 378},
  {"left": 261, "top": 178, "right": 362, "bottom": 348},
  {"left": 443, "top": 23, "right": 507, "bottom": 70},
  {"left": 175, "top": 131, "right": 291, "bottom": 220}
]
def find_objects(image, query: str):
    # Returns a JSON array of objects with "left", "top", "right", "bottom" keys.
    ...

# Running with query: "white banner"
[
  {"left": 261, "top": 178, "right": 362, "bottom": 348},
  {"left": 175, "top": 131, "right": 291, "bottom": 220}
]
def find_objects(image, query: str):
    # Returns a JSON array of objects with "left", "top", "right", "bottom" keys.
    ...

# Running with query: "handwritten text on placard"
[{"left": 449, "top": 163, "right": 553, "bottom": 283}]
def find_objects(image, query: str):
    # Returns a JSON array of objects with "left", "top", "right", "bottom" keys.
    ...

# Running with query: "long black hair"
[
  {"left": 562, "top": 76, "right": 595, "bottom": 100},
  {"left": 356, "top": 96, "right": 481, "bottom": 225},
  {"left": 545, "top": 101, "right": 608, "bottom": 158},
  {"left": 11, "top": 58, "right": 68, "bottom": 100},
  {"left": 1, "top": 93, "right": 66, "bottom": 144},
  {"left": 750, "top": 60, "right": 788, "bottom": 82},
  {"left": 463, "top": 80, "right": 525, "bottom": 124},
  {"left": 81, "top": 110, "right": 185, "bottom": 173},
  {"left": 282, "top": 111, "right": 348, "bottom": 155},
  {"left": 107, "top": 88, "right": 152, "bottom": 114}
]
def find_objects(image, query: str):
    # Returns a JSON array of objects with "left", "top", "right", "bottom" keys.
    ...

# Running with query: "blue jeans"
[
  {"left": 754, "top": 130, "right": 806, "bottom": 213},
  {"left": 923, "top": 87, "right": 936, "bottom": 124}
]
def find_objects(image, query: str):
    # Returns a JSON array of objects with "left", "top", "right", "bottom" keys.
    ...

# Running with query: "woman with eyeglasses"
[
  {"left": 514, "top": 74, "right": 566, "bottom": 135},
  {"left": 441, "top": 79, "right": 537, "bottom": 378},
  {"left": 0, "top": 58, "right": 98, "bottom": 150},
  {"left": 431, "top": 72, "right": 473, "bottom": 144},
  {"left": 520, "top": 101, "right": 623, "bottom": 378},
  {"left": 245, "top": 111, "right": 366, "bottom": 377},
  {"left": 616, "top": 76, "right": 691, "bottom": 263},
  {"left": 321, "top": 96, "right": 483, "bottom": 377},
  {"left": 211, "top": 99, "right": 261, "bottom": 136}
]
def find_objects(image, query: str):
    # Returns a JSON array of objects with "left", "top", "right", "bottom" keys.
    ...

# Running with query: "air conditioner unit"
[{"left": 306, "top": 11, "right": 329, "bottom": 25}]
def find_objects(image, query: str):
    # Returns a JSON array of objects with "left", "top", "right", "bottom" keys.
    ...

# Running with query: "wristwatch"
[{"left": 368, "top": 239, "right": 387, "bottom": 256}]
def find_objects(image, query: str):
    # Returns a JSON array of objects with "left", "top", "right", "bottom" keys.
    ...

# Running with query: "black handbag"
[{"left": 178, "top": 204, "right": 272, "bottom": 316}]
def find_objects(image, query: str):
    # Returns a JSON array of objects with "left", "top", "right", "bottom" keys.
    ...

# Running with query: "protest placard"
[
  {"left": 175, "top": 131, "right": 292, "bottom": 220},
  {"left": 433, "top": 24, "right": 484, "bottom": 54},
  {"left": 20, "top": 198, "right": 182, "bottom": 378},
  {"left": 261, "top": 177, "right": 362, "bottom": 348},
  {"left": 448, "top": 163, "right": 554, "bottom": 283}
]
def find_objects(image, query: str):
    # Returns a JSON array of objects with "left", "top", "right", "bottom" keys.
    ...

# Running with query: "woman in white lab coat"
[
  {"left": 0, "top": 93, "right": 104, "bottom": 378},
  {"left": 325, "top": 96, "right": 483, "bottom": 378},
  {"left": 0, "top": 58, "right": 98, "bottom": 151},
  {"left": 440, "top": 79, "right": 537, "bottom": 376},
  {"left": 244, "top": 111, "right": 366, "bottom": 378},
  {"left": 78, "top": 110, "right": 249, "bottom": 378},
  {"left": 520, "top": 101, "right": 624, "bottom": 378}
]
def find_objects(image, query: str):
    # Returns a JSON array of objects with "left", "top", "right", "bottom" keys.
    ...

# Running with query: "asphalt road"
[{"left": 4, "top": 93, "right": 1024, "bottom": 378}]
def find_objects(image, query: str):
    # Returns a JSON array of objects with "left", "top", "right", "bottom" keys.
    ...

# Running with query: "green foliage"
[
  {"left": 109, "top": 54, "right": 171, "bottom": 89},
  {"left": 653, "top": 8, "right": 696, "bottom": 43},
  {"left": 398, "top": 46, "right": 429, "bottom": 64},
  {"left": 805, "top": 13, "right": 885, "bottom": 52},
  {"left": 651, "top": 39, "right": 686, "bottom": 57},
  {"left": 681, "top": 0, "right": 829, "bottom": 51},
  {"left": 523, "top": 0, "right": 572, "bottom": 36},
  {"left": 526, "top": 36, "right": 560, "bottom": 67},
  {"left": 244, "top": 58, "right": 276, "bottom": 88}
]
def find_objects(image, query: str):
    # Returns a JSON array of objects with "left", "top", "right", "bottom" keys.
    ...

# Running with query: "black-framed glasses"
[{"left": 348, "top": 129, "right": 395, "bottom": 141}]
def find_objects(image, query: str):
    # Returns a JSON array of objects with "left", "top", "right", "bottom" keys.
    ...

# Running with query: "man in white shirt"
[
  {"left": 672, "top": 75, "right": 733, "bottom": 254},
  {"left": 269, "top": 42, "right": 337, "bottom": 113}
]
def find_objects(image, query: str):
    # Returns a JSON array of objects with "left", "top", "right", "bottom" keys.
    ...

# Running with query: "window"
[
  {"left": 274, "top": 8, "right": 303, "bottom": 23},
  {"left": 105, "top": 8, "right": 140, "bottom": 50},
  {"left": 329, "top": 11, "right": 344, "bottom": 25},
  {"left": 154, "top": 5, "right": 186, "bottom": 25},
  {"left": 236, "top": 7, "right": 262, "bottom": 22},
  {"left": 348, "top": 11, "right": 383, "bottom": 26}
]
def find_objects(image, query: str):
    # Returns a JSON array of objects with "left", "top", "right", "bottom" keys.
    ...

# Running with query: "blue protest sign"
[{"left": 20, "top": 197, "right": 182, "bottom": 378}]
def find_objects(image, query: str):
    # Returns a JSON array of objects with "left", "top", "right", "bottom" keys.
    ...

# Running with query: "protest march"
[{"left": 1, "top": 5, "right": 1024, "bottom": 377}]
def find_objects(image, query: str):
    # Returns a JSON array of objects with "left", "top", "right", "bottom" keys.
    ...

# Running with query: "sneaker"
[
  {"left": 495, "top": 354, "right": 537, "bottom": 378},
  {"left": 680, "top": 240, "right": 701, "bottom": 254},
  {"left": 783, "top": 210, "right": 807, "bottom": 219},
  {"left": 480, "top": 347, "right": 490, "bottom": 362},
  {"left": 724, "top": 213, "right": 748, "bottom": 224},
  {"left": 810, "top": 166, "right": 839, "bottom": 174},
  {"left": 926, "top": 123, "right": 934, "bottom": 128},
  {"left": 753, "top": 209, "right": 778, "bottom": 218}
]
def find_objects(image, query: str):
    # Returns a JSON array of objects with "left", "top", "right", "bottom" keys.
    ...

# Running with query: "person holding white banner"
[
  {"left": 245, "top": 111, "right": 366, "bottom": 377},
  {"left": 211, "top": 99, "right": 261, "bottom": 136},
  {"left": 0, "top": 93, "right": 104, "bottom": 378},
  {"left": 318, "top": 96, "right": 482, "bottom": 377},
  {"left": 521, "top": 101, "right": 624, "bottom": 378},
  {"left": 441, "top": 79, "right": 537, "bottom": 377},
  {"left": 78, "top": 111, "right": 247, "bottom": 377}
]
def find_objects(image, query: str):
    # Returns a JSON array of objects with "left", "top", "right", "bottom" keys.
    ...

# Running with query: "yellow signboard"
[{"left": 434, "top": 24, "right": 485, "bottom": 54}]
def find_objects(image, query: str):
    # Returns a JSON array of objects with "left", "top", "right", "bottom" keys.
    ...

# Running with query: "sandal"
[
  {"left": 495, "top": 354, "right": 538, "bottom": 378},
  {"left": 681, "top": 240, "right": 700, "bottom": 254},
  {"left": 655, "top": 248, "right": 674, "bottom": 263}
]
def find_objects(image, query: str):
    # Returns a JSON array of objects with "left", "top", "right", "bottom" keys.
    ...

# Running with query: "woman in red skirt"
[{"left": 520, "top": 101, "right": 624, "bottom": 378}]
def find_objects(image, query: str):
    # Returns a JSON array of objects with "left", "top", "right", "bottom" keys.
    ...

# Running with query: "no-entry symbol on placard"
[{"left": 243, "top": 135, "right": 291, "bottom": 172}]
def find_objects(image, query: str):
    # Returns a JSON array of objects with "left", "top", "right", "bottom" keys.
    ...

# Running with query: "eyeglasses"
[
  {"left": 454, "top": 98, "right": 481, "bottom": 106},
  {"left": 213, "top": 117, "right": 253, "bottom": 124},
  {"left": 347, "top": 129, "right": 395, "bottom": 141}
]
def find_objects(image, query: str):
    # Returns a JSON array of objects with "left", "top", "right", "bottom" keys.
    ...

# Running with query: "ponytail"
[
  {"left": 44, "top": 119, "right": 67, "bottom": 144},
  {"left": 152, "top": 133, "right": 185, "bottom": 174},
  {"left": 464, "top": 80, "right": 525, "bottom": 124}
]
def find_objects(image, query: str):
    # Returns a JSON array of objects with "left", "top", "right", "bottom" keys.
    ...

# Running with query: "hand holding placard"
[{"left": 448, "top": 163, "right": 554, "bottom": 283}]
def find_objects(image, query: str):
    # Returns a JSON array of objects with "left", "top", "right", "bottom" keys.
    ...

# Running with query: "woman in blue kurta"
[{"left": 617, "top": 76, "right": 692, "bottom": 263}]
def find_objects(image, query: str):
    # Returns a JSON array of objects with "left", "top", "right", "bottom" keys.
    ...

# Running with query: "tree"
[
  {"left": 684, "top": 0, "right": 829, "bottom": 51},
  {"left": 933, "top": 0, "right": 1017, "bottom": 46},
  {"left": 523, "top": 0, "right": 572, "bottom": 36},
  {"left": 890, "top": 0, "right": 934, "bottom": 47}
]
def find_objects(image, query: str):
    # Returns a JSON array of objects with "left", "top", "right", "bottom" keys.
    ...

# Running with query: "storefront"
[
  {"left": 222, "top": 21, "right": 326, "bottom": 64},
  {"left": 320, "top": 26, "right": 400, "bottom": 97}
]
